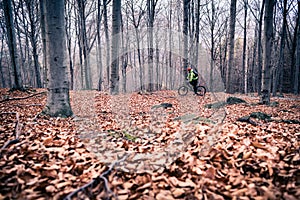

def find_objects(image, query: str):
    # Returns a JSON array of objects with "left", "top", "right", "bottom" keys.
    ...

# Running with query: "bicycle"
[{"left": 178, "top": 81, "right": 207, "bottom": 96}]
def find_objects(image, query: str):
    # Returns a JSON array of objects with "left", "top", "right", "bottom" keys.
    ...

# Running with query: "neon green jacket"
[{"left": 187, "top": 69, "right": 198, "bottom": 82}]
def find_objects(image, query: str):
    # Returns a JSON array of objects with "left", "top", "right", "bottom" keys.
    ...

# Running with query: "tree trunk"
[
  {"left": 133, "top": 50, "right": 138, "bottom": 89},
  {"left": 183, "top": 0, "right": 189, "bottom": 77},
  {"left": 147, "top": 0, "right": 156, "bottom": 91},
  {"left": 168, "top": 0, "right": 173, "bottom": 89},
  {"left": 164, "top": 33, "right": 168, "bottom": 89},
  {"left": 3, "top": 0, "right": 23, "bottom": 90},
  {"left": 39, "top": 0, "right": 47, "bottom": 87},
  {"left": 16, "top": 4, "right": 27, "bottom": 85},
  {"left": 76, "top": 14, "right": 84, "bottom": 89},
  {"left": 294, "top": 1, "right": 300, "bottom": 95},
  {"left": 110, "top": 0, "right": 121, "bottom": 95},
  {"left": 290, "top": 2, "right": 299, "bottom": 92},
  {"left": 155, "top": 25, "right": 162, "bottom": 90},
  {"left": 77, "top": 30, "right": 84, "bottom": 88},
  {"left": 226, "top": 0, "right": 237, "bottom": 94},
  {"left": 103, "top": 0, "right": 110, "bottom": 86},
  {"left": 257, "top": 0, "right": 265, "bottom": 94},
  {"left": 127, "top": 0, "right": 145, "bottom": 91},
  {"left": 261, "top": 0, "right": 275, "bottom": 104},
  {"left": 251, "top": 22, "right": 258, "bottom": 93},
  {"left": 156, "top": 37, "right": 160, "bottom": 89},
  {"left": 272, "top": 0, "right": 287, "bottom": 96},
  {"left": 136, "top": 29, "right": 143, "bottom": 91},
  {"left": 210, "top": 0, "right": 215, "bottom": 91},
  {"left": 0, "top": 34, "right": 6, "bottom": 88},
  {"left": 43, "top": 0, "right": 73, "bottom": 117},
  {"left": 97, "top": 0, "right": 103, "bottom": 91},
  {"left": 26, "top": 0, "right": 42, "bottom": 88},
  {"left": 77, "top": 0, "right": 91, "bottom": 89},
  {"left": 189, "top": 0, "right": 194, "bottom": 40},
  {"left": 242, "top": 0, "right": 248, "bottom": 93},
  {"left": 177, "top": 0, "right": 183, "bottom": 81},
  {"left": 65, "top": 0, "right": 74, "bottom": 90},
  {"left": 121, "top": 8, "right": 128, "bottom": 93},
  {"left": 219, "top": 19, "right": 228, "bottom": 89},
  {"left": 97, "top": 37, "right": 103, "bottom": 91},
  {"left": 193, "top": 0, "right": 200, "bottom": 67}
]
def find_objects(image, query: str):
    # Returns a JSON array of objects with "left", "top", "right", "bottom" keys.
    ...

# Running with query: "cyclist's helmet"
[{"left": 187, "top": 67, "right": 192, "bottom": 71}]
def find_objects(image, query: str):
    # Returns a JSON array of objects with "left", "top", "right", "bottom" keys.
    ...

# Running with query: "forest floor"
[{"left": 0, "top": 88, "right": 299, "bottom": 200}]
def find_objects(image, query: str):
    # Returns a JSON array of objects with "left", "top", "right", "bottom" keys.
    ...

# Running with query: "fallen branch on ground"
[
  {"left": 0, "top": 112, "right": 22, "bottom": 155},
  {"left": 64, "top": 154, "right": 128, "bottom": 200},
  {"left": 13, "top": 104, "right": 43, "bottom": 108},
  {"left": 0, "top": 91, "right": 46, "bottom": 103}
]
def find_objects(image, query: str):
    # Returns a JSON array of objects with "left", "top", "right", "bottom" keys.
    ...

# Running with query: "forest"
[
  {"left": 0, "top": 0, "right": 299, "bottom": 96},
  {"left": 0, "top": 0, "right": 300, "bottom": 199}
]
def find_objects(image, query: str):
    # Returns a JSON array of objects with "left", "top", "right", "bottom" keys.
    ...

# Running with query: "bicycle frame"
[{"left": 178, "top": 80, "right": 206, "bottom": 96}]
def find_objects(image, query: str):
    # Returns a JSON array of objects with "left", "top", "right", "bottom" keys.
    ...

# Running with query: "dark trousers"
[{"left": 189, "top": 80, "right": 198, "bottom": 94}]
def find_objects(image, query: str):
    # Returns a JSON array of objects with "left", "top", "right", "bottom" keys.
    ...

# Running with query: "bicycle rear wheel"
[
  {"left": 178, "top": 85, "right": 189, "bottom": 96},
  {"left": 197, "top": 86, "right": 206, "bottom": 96}
]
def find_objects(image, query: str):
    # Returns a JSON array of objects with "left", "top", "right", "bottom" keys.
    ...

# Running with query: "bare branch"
[
  {"left": 0, "top": 91, "right": 46, "bottom": 104},
  {"left": 63, "top": 154, "right": 128, "bottom": 200},
  {"left": 0, "top": 112, "right": 22, "bottom": 156}
]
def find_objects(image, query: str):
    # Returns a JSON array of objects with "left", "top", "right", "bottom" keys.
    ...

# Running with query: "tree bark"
[
  {"left": 110, "top": 0, "right": 121, "bottom": 95},
  {"left": 121, "top": 7, "right": 128, "bottom": 93},
  {"left": 168, "top": 0, "right": 173, "bottom": 89},
  {"left": 103, "top": 0, "right": 110, "bottom": 86},
  {"left": 39, "top": 0, "right": 48, "bottom": 87},
  {"left": 294, "top": 1, "right": 300, "bottom": 95},
  {"left": 65, "top": 0, "right": 74, "bottom": 90},
  {"left": 261, "top": 0, "right": 275, "bottom": 104},
  {"left": 251, "top": 22, "right": 258, "bottom": 93},
  {"left": 97, "top": 0, "right": 103, "bottom": 91},
  {"left": 290, "top": 2, "right": 299, "bottom": 92},
  {"left": 257, "top": 0, "right": 265, "bottom": 94},
  {"left": 183, "top": 0, "right": 189, "bottom": 78},
  {"left": 17, "top": 4, "right": 28, "bottom": 85},
  {"left": 193, "top": 0, "right": 200, "bottom": 67},
  {"left": 209, "top": 0, "right": 215, "bottom": 91},
  {"left": 76, "top": 18, "right": 84, "bottom": 89},
  {"left": 0, "top": 33, "right": 6, "bottom": 88},
  {"left": 155, "top": 35, "right": 160, "bottom": 89},
  {"left": 242, "top": 0, "right": 248, "bottom": 93},
  {"left": 220, "top": 19, "right": 228, "bottom": 89},
  {"left": 77, "top": 0, "right": 91, "bottom": 89},
  {"left": 177, "top": 0, "right": 183, "bottom": 82},
  {"left": 272, "top": 0, "right": 287, "bottom": 96},
  {"left": 147, "top": 0, "right": 156, "bottom": 91},
  {"left": 25, "top": 0, "right": 42, "bottom": 88},
  {"left": 97, "top": 36, "right": 103, "bottom": 91},
  {"left": 3, "top": 0, "right": 23, "bottom": 90},
  {"left": 226, "top": 0, "right": 237, "bottom": 94},
  {"left": 127, "top": 0, "right": 145, "bottom": 91},
  {"left": 43, "top": 0, "right": 73, "bottom": 117}
]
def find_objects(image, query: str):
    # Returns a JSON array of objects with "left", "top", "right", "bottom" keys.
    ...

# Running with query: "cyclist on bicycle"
[{"left": 187, "top": 67, "right": 199, "bottom": 95}]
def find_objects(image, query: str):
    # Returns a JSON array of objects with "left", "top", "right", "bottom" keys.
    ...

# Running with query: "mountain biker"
[{"left": 187, "top": 67, "right": 199, "bottom": 95}]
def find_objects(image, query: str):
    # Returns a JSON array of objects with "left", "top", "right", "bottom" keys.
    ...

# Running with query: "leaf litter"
[{"left": 0, "top": 88, "right": 299, "bottom": 199}]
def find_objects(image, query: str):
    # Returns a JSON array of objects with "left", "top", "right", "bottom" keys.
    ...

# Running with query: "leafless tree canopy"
[{"left": 0, "top": 0, "right": 299, "bottom": 101}]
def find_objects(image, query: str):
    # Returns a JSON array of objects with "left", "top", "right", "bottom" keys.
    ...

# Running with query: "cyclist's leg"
[{"left": 191, "top": 80, "right": 198, "bottom": 94}]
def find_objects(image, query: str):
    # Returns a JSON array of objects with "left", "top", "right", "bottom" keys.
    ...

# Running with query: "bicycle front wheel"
[
  {"left": 197, "top": 86, "right": 206, "bottom": 96},
  {"left": 178, "top": 85, "right": 189, "bottom": 96}
]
